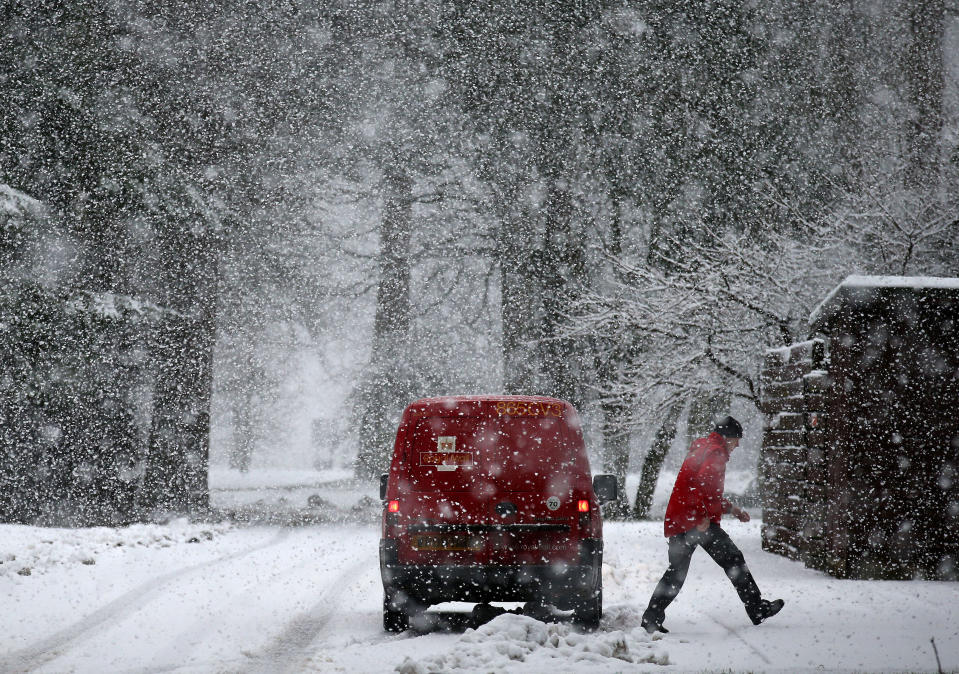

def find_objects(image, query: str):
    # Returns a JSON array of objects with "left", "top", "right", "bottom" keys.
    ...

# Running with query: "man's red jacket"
[{"left": 663, "top": 431, "right": 733, "bottom": 538}]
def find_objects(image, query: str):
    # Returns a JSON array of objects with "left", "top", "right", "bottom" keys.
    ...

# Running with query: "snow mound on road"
[
  {"left": 0, "top": 519, "right": 231, "bottom": 579},
  {"left": 395, "top": 612, "right": 669, "bottom": 673}
]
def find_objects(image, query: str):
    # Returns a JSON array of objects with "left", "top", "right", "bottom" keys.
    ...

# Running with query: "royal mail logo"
[{"left": 421, "top": 436, "right": 472, "bottom": 471}]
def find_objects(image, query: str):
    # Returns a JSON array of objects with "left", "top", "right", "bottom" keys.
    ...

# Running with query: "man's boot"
[
  {"left": 641, "top": 609, "right": 669, "bottom": 634},
  {"left": 748, "top": 598, "right": 785, "bottom": 625}
]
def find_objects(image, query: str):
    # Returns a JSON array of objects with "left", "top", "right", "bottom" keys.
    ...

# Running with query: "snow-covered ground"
[
  {"left": 2, "top": 511, "right": 956, "bottom": 673},
  {"left": 208, "top": 466, "right": 368, "bottom": 520}
]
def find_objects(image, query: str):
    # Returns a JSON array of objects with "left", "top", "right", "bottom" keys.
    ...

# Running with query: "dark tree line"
[
  {"left": 1, "top": 0, "right": 333, "bottom": 519},
  {"left": 2, "top": 0, "right": 957, "bottom": 521}
]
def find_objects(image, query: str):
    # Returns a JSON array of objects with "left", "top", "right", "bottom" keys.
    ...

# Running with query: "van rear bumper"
[{"left": 379, "top": 539, "right": 602, "bottom": 609}]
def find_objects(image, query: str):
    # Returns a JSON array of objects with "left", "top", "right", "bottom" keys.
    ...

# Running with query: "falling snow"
[{"left": 2, "top": 2, "right": 959, "bottom": 672}]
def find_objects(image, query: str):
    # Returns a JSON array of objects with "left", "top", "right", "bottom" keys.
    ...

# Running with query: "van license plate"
[{"left": 411, "top": 533, "right": 483, "bottom": 552}]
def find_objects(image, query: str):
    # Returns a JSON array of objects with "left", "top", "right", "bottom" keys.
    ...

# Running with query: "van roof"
[{"left": 402, "top": 395, "right": 571, "bottom": 416}]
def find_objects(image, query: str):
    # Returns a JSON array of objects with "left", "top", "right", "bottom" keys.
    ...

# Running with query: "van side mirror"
[
  {"left": 379, "top": 473, "right": 389, "bottom": 501},
  {"left": 593, "top": 474, "right": 618, "bottom": 504}
]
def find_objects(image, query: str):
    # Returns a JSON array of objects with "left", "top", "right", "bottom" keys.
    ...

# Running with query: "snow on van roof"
[
  {"left": 808, "top": 274, "right": 959, "bottom": 328},
  {"left": 405, "top": 395, "right": 569, "bottom": 412},
  {"left": 411, "top": 395, "right": 569, "bottom": 404},
  {"left": 401, "top": 396, "right": 579, "bottom": 427}
]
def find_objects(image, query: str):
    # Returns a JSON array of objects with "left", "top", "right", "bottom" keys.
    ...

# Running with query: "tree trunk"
[
  {"left": 633, "top": 403, "right": 681, "bottom": 520},
  {"left": 229, "top": 361, "right": 257, "bottom": 473},
  {"left": 904, "top": 0, "right": 944, "bottom": 189},
  {"left": 828, "top": 1, "right": 864, "bottom": 188},
  {"left": 372, "top": 161, "right": 413, "bottom": 343},
  {"left": 143, "top": 229, "right": 218, "bottom": 514},
  {"left": 354, "top": 157, "right": 415, "bottom": 479},
  {"left": 500, "top": 216, "right": 539, "bottom": 395},
  {"left": 537, "top": 127, "right": 587, "bottom": 405},
  {"left": 530, "top": 11, "right": 586, "bottom": 405},
  {"left": 595, "top": 174, "right": 640, "bottom": 520},
  {"left": 601, "top": 398, "right": 632, "bottom": 519}
]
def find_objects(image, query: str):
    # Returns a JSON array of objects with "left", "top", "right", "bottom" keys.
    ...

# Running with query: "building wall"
[
  {"left": 761, "top": 288, "right": 959, "bottom": 579},
  {"left": 759, "top": 339, "right": 828, "bottom": 565}
]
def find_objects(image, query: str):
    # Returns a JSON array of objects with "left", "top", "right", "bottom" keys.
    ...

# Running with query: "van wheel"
[
  {"left": 383, "top": 590, "right": 418, "bottom": 632},
  {"left": 572, "top": 589, "right": 602, "bottom": 631}
]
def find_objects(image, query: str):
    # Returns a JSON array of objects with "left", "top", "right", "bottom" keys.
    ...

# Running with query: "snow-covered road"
[{"left": 2, "top": 518, "right": 957, "bottom": 673}]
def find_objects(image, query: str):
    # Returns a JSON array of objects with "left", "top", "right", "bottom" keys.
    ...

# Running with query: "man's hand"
[
  {"left": 732, "top": 506, "right": 751, "bottom": 522},
  {"left": 695, "top": 518, "right": 710, "bottom": 532}
]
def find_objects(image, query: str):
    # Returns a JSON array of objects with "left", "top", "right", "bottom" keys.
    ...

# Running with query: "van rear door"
[
  {"left": 400, "top": 415, "right": 497, "bottom": 566},
  {"left": 477, "top": 414, "right": 585, "bottom": 566},
  {"left": 400, "top": 407, "right": 588, "bottom": 566}
]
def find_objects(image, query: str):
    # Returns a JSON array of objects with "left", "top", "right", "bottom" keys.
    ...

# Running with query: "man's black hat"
[{"left": 714, "top": 415, "right": 743, "bottom": 438}]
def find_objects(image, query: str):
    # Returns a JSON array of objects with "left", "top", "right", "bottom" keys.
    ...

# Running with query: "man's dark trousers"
[{"left": 645, "top": 523, "right": 762, "bottom": 622}]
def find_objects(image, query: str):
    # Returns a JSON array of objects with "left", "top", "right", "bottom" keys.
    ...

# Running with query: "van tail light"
[
  {"left": 385, "top": 500, "right": 400, "bottom": 536},
  {"left": 578, "top": 499, "right": 591, "bottom": 530}
]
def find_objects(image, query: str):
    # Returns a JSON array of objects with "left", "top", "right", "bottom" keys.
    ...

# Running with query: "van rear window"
[{"left": 407, "top": 414, "right": 587, "bottom": 492}]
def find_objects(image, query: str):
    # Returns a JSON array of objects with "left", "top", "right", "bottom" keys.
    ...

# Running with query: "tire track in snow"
[
  {"left": 143, "top": 530, "right": 337, "bottom": 671},
  {"left": 240, "top": 556, "right": 374, "bottom": 674},
  {"left": 0, "top": 529, "right": 291, "bottom": 673}
]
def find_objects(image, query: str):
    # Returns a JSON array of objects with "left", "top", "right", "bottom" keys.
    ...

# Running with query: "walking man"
[{"left": 641, "top": 415, "right": 784, "bottom": 634}]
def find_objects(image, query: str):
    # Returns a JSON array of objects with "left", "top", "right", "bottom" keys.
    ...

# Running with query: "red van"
[{"left": 378, "top": 395, "right": 618, "bottom": 631}]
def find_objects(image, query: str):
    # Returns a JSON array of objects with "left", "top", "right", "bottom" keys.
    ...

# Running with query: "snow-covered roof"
[
  {"left": 0, "top": 184, "right": 44, "bottom": 217},
  {"left": 65, "top": 290, "right": 181, "bottom": 323},
  {"left": 808, "top": 274, "right": 959, "bottom": 328}
]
